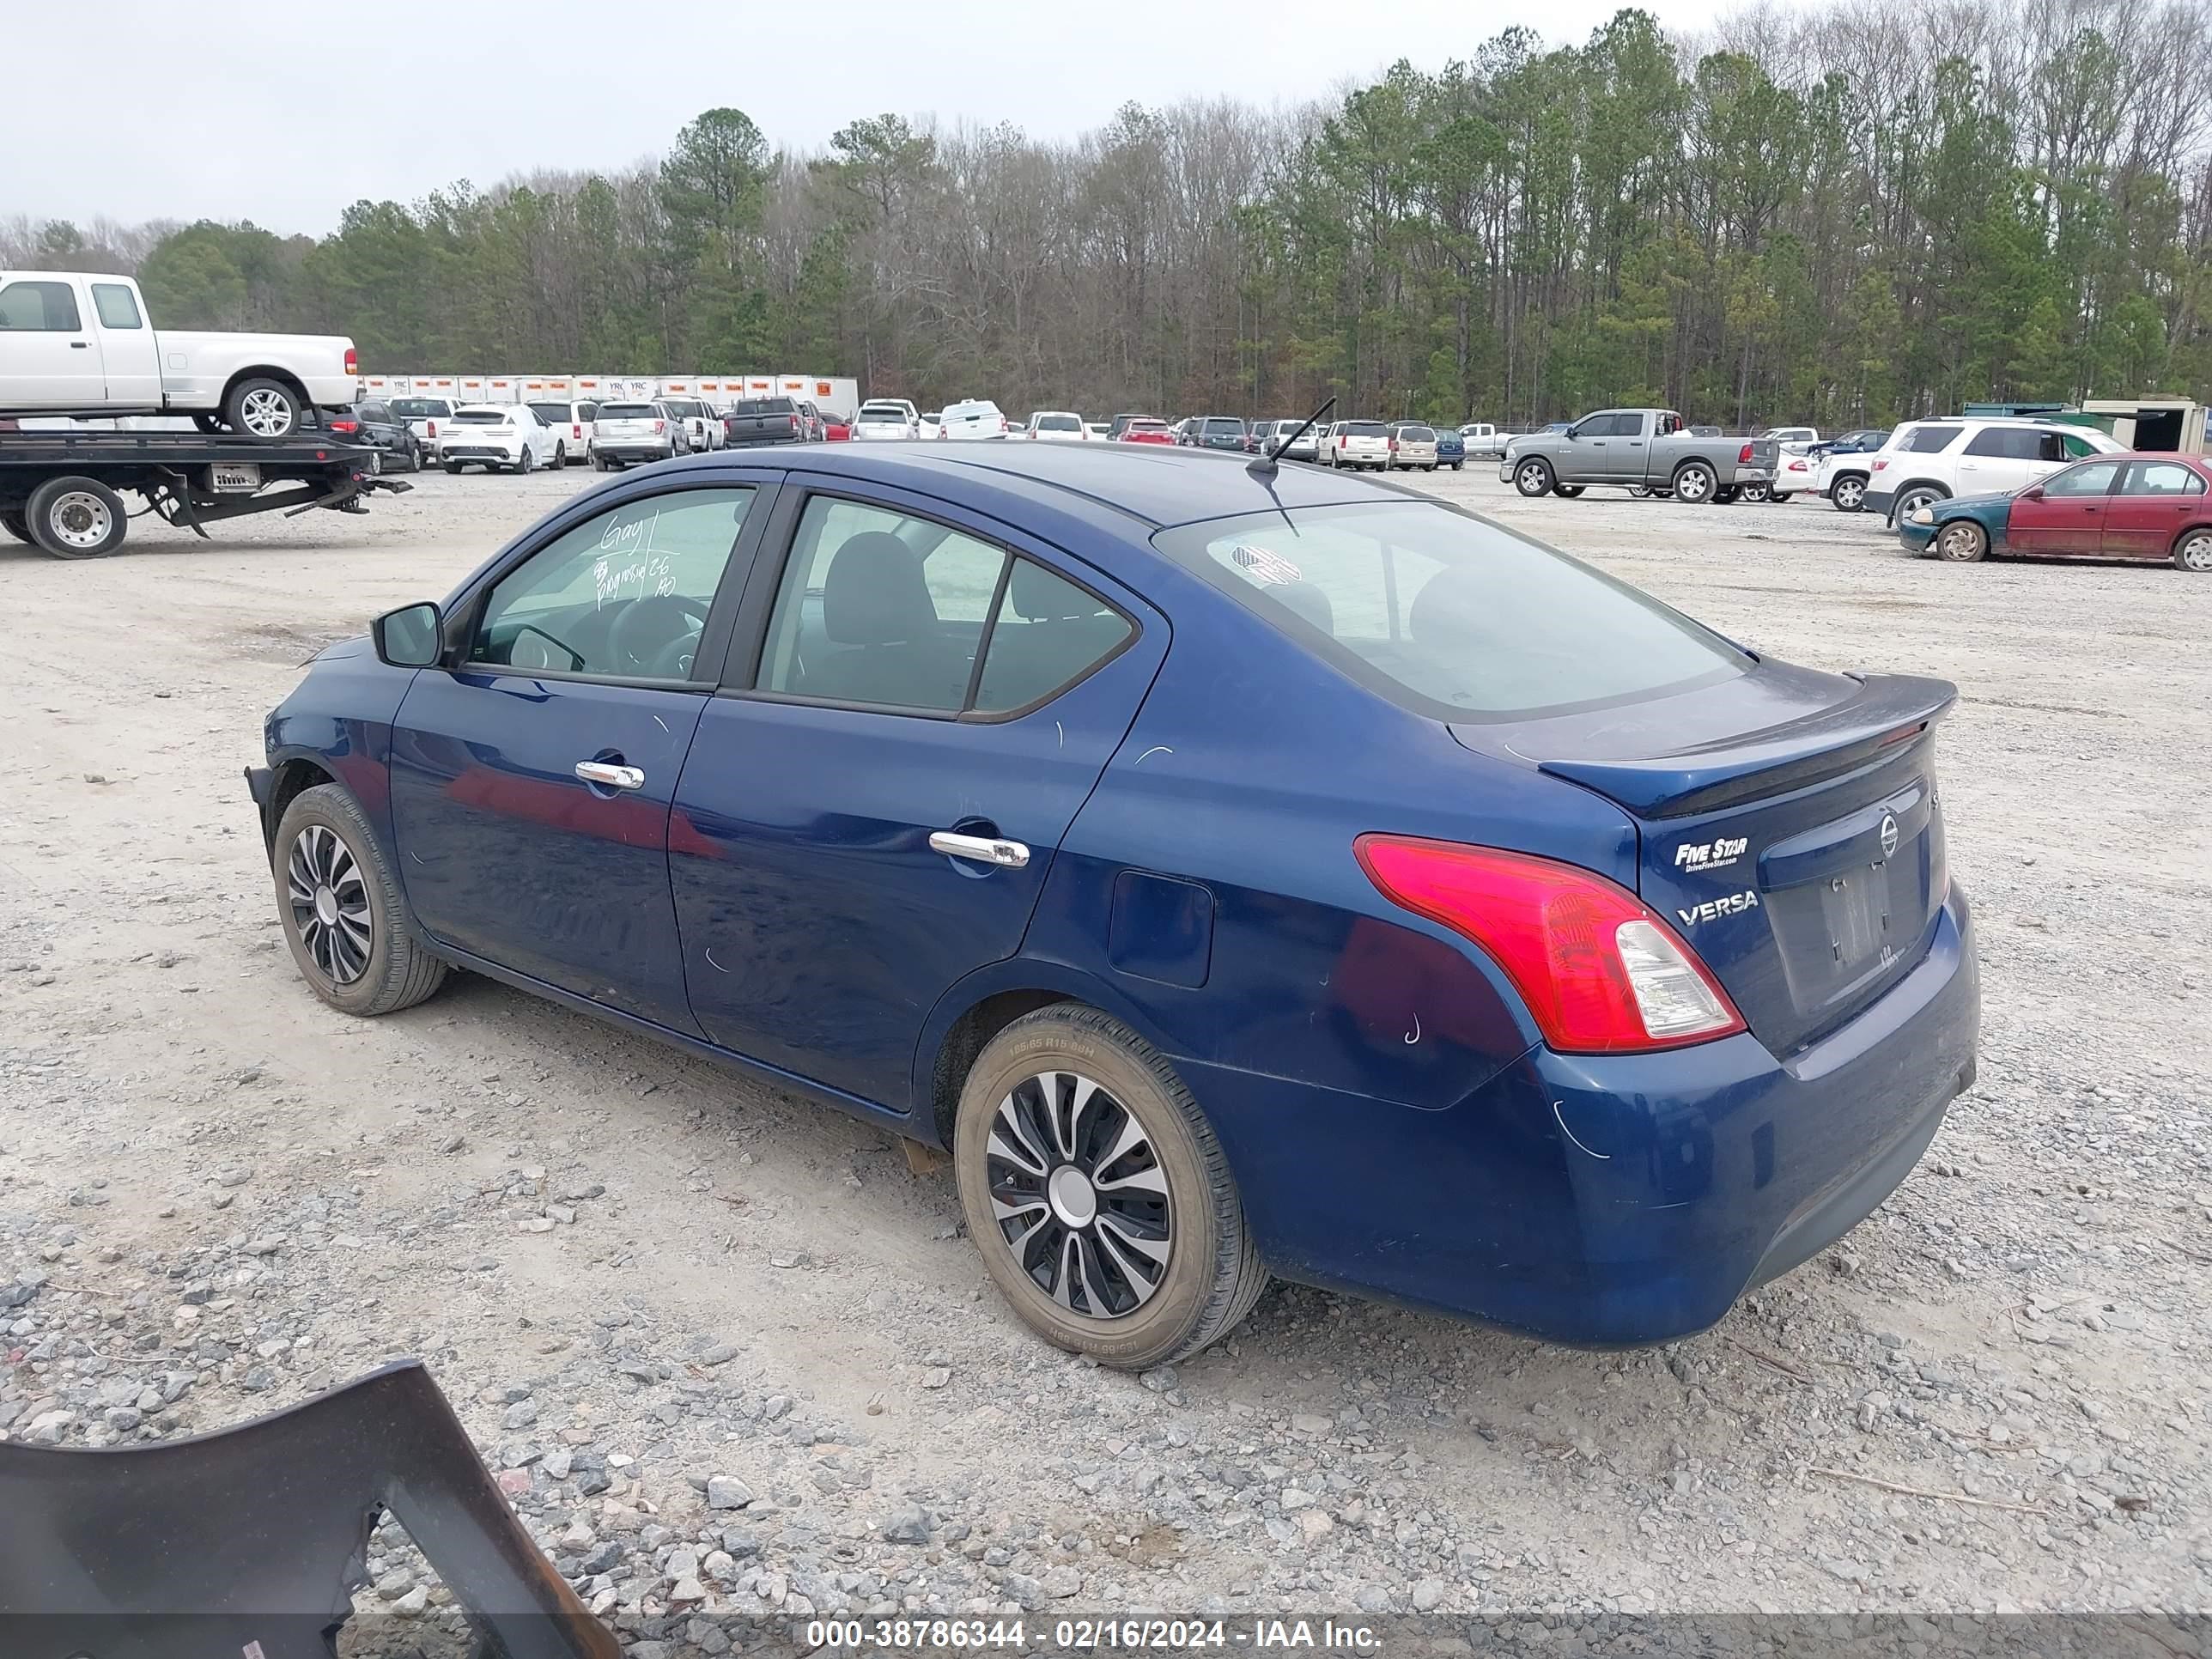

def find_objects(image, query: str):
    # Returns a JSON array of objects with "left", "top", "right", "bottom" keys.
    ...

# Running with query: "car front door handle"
[
  {"left": 574, "top": 761, "right": 645, "bottom": 790},
  {"left": 929, "top": 830, "right": 1030, "bottom": 869}
]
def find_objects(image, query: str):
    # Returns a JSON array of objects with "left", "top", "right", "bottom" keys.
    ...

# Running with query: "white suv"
[{"left": 1865, "top": 417, "right": 2124, "bottom": 526}]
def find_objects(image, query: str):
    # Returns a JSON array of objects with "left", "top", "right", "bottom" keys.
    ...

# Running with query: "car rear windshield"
[
  {"left": 390, "top": 399, "right": 447, "bottom": 418},
  {"left": 1201, "top": 418, "right": 1245, "bottom": 434},
  {"left": 858, "top": 404, "right": 908, "bottom": 419},
  {"left": 1397, "top": 426, "right": 1436, "bottom": 441},
  {"left": 527, "top": 403, "right": 569, "bottom": 423},
  {"left": 453, "top": 410, "right": 507, "bottom": 424},
  {"left": 1338, "top": 421, "right": 1388, "bottom": 439},
  {"left": 598, "top": 404, "right": 655, "bottom": 419},
  {"left": 734, "top": 398, "right": 795, "bottom": 416},
  {"left": 1154, "top": 501, "right": 1749, "bottom": 721},
  {"left": 1034, "top": 414, "right": 1081, "bottom": 431}
]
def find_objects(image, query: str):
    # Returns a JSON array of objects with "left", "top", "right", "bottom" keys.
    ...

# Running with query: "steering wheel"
[{"left": 605, "top": 593, "right": 710, "bottom": 678}]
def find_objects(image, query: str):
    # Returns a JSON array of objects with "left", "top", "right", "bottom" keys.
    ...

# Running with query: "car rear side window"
[
  {"left": 90, "top": 283, "right": 143, "bottom": 328},
  {"left": 469, "top": 487, "right": 757, "bottom": 680},
  {"left": 0, "top": 280, "right": 82, "bottom": 331},
  {"left": 1964, "top": 427, "right": 2051, "bottom": 460},
  {"left": 1900, "top": 425, "right": 1964, "bottom": 453},
  {"left": 1157, "top": 501, "right": 1747, "bottom": 720},
  {"left": 2121, "top": 460, "right": 2204, "bottom": 495},
  {"left": 757, "top": 496, "right": 1130, "bottom": 716}
]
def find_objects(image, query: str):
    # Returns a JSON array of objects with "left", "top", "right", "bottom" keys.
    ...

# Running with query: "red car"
[
  {"left": 1118, "top": 418, "right": 1176, "bottom": 446},
  {"left": 1898, "top": 450, "right": 2212, "bottom": 571}
]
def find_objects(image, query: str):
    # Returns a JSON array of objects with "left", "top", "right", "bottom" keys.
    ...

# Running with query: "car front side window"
[
  {"left": 469, "top": 487, "right": 757, "bottom": 681},
  {"left": 2042, "top": 462, "right": 2119, "bottom": 498}
]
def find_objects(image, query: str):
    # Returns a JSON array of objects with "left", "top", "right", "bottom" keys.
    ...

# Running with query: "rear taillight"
[
  {"left": 343, "top": 347, "right": 358, "bottom": 376},
  {"left": 331, "top": 419, "right": 358, "bottom": 434},
  {"left": 1338, "top": 434, "right": 1347, "bottom": 448},
  {"left": 999, "top": 417, "right": 1009, "bottom": 432},
  {"left": 1353, "top": 836, "right": 1745, "bottom": 1054},
  {"left": 425, "top": 421, "right": 436, "bottom": 438},
  {"left": 790, "top": 414, "right": 800, "bottom": 432},
  {"left": 653, "top": 420, "right": 665, "bottom": 434},
  {"left": 1389, "top": 437, "right": 1399, "bottom": 452},
  {"left": 1738, "top": 443, "right": 1753, "bottom": 464},
  {"left": 1872, "top": 458, "right": 1888, "bottom": 471},
  {"left": 574, "top": 423, "right": 583, "bottom": 439}
]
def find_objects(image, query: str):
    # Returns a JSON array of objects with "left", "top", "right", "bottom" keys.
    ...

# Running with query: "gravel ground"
[{"left": 3, "top": 461, "right": 2209, "bottom": 1644}]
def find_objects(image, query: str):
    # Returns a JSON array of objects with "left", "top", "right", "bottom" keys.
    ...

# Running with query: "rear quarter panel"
[{"left": 157, "top": 329, "right": 358, "bottom": 408}]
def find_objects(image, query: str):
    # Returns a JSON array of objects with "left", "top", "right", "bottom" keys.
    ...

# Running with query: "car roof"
[{"left": 646, "top": 436, "right": 1413, "bottom": 529}]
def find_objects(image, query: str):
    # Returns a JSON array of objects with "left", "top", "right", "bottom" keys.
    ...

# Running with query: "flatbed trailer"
[{"left": 0, "top": 429, "right": 409, "bottom": 558}]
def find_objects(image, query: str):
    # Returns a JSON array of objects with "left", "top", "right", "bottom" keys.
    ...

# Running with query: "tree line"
[{"left": 6, "top": 0, "right": 2209, "bottom": 430}]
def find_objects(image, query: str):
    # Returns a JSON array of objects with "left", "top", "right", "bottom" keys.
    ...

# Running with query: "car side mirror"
[
  {"left": 2020, "top": 485, "right": 2045, "bottom": 501},
  {"left": 373, "top": 601, "right": 444, "bottom": 668}
]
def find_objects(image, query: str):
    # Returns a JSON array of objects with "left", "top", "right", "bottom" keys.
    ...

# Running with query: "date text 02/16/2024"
[{"left": 803, "top": 1620, "right": 1382, "bottom": 1651}]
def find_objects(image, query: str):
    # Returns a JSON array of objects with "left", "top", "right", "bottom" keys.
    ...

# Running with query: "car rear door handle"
[
  {"left": 574, "top": 761, "right": 645, "bottom": 790},
  {"left": 929, "top": 830, "right": 1030, "bottom": 868},
  {"left": 70, "top": 341, "right": 88, "bottom": 349}
]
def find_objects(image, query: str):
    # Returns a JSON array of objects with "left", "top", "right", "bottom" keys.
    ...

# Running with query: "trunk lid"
[{"left": 1454, "top": 663, "right": 1954, "bottom": 1056}]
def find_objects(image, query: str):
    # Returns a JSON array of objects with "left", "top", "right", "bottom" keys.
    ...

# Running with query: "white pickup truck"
[{"left": 0, "top": 270, "right": 356, "bottom": 440}]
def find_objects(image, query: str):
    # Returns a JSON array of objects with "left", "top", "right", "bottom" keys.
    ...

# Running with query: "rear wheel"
[
  {"left": 1737, "top": 479, "right": 1771, "bottom": 503},
  {"left": 1771, "top": 492, "right": 1794, "bottom": 503},
  {"left": 1670, "top": 461, "right": 1717, "bottom": 504},
  {"left": 1553, "top": 483, "right": 1585, "bottom": 497},
  {"left": 551, "top": 442, "right": 566, "bottom": 468},
  {"left": 445, "top": 462, "right": 464, "bottom": 475},
  {"left": 1514, "top": 458, "right": 1554, "bottom": 497},
  {"left": 2173, "top": 528, "right": 2212, "bottom": 574},
  {"left": 1892, "top": 485, "right": 1944, "bottom": 527},
  {"left": 1935, "top": 520, "right": 1988, "bottom": 562},
  {"left": 25, "top": 476, "right": 128, "bottom": 557},
  {"left": 1831, "top": 475, "right": 1867, "bottom": 512},
  {"left": 518, "top": 447, "right": 537, "bottom": 475},
  {"left": 1, "top": 511, "right": 31, "bottom": 544},
  {"left": 954, "top": 1005, "right": 1267, "bottom": 1369},
  {"left": 273, "top": 784, "right": 449, "bottom": 1017},
  {"left": 222, "top": 377, "right": 303, "bottom": 441}
]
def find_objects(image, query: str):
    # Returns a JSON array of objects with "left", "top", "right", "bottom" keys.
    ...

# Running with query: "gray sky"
[{"left": 12, "top": 0, "right": 1732, "bottom": 233}]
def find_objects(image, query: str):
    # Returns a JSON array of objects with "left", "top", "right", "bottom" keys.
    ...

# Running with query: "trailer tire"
[
  {"left": 25, "top": 476, "right": 129, "bottom": 558},
  {"left": 222, "top": 377, "right": 304, "bottom": 441},
  {"left": 192, "top": 413, "right": 225, "bottom": 436},
  {"left": 2, "top": 511, "right": 33, "bottom": 544}
]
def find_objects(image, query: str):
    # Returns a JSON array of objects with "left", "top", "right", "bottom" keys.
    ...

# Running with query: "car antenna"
[{"left": 1248, "top": 394, "right": 1336, "bottom": 480}]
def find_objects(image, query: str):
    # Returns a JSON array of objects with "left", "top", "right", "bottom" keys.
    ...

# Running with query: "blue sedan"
[{"left": 247, "top": 445, "right": 1979, "bottom": 1367}]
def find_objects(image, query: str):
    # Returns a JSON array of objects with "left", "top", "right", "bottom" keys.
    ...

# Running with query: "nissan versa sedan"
[
  {"left": 247, "top": 444, "right": 1980, "bottom": 1369},
  {"left": 1897, "top": 451, "right": 2212, "bottom": 570}
]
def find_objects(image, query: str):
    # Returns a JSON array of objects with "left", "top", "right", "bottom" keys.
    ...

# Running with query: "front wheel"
[
  {"left": 2172, "top": 528, "right": 2212, "bottom": 573},
  {"left": 1671, "top": 461, "right": 1717, "bottom": 504},
  {"left": 954, "top": 1005, "right": 1268, "bottom": 1369},
  {"left": 25, "top": 475, "right": 128, "bottom": 557},
  {"left": 1935, "top": 520, "right": 1988, "bottom": 562},
  {"left": 273, "top": 784, "right": 450, "bottom": 1017},
  {"left": 1513, "top": 458, "right": 1555, "bottom": 497},
  {"left": 1831, "top": 476, "right": 1867, "bottom": 512},
  {"left": 1891, "top": 486, "right": 1944, "bottom": 527},
  {"left": 445, "top": 462, "right": 464, "bottom": 475}
]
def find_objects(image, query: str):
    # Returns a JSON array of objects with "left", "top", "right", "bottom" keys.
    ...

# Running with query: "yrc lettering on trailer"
[
  {"left": 1674, "top": 835, "right": 1749, "bottom": 872},
  {"left": 1677, "top": 890, "right": 1761, "bottom": 927}
]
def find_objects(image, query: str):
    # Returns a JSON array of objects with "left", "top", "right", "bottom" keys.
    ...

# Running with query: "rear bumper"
[
  {"left": 597, "top": 443, "right": 675, "bottom": 461},
  {"left": 1189, "top": 888, "right": 1980, "bottom": 1347},
  {"left": 1864, "top": 487, "right": 1898, "bottom": 519}
]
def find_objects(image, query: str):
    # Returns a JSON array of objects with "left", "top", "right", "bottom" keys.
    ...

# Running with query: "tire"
[
  {"left": 594, "top": 453, "right": 610, "bottom": 472},
  {"left": 1771, "top": 492, "right": 1794, "bottom": 503},
  {"left": 551, "top": 443, "right": 566, "bottom": 469},
  {"left": 1830, "top": 475, "right": 1867, "bottom": 513},
  {"left": 272, "top": 783, "right": 450, "bottom": 1018},
  {"left": 1935, "top": 520, "right": 1988, "bottom": 562},
  {"left": 1513, "top": 458, "right": 1554, "bottom": 497},
  {"left": 1, "top": 511, "right": 32, "bottom": 544},
  {"left": 1713, "top": 486, "right": 1738, "bottom": 504},
  {"left": 445, "top": 462, "right": 464, "bottom": 476},
  {"left": 2172, "top": 528, "right": 2212, "bottom": 574},
  {"left": 518, "top": 447, "right": 537, "bottom": 475},
  {"left": 404, "top": 442, "right": 421, "bottom": 474},
  {"left": 222, "top": 377, "right": 303, "bottom": 441},
  {"left": 1671, "top": 460, "right": 1717, "bottom": 504},
  {"left": 953, "top": 1005, "right": 1267, "bottom": 1369},
  {"left": 1626, "top": 485, "right": 1651, "bottom": 499},
  {"left": 1553, "top": 483, "right": 1585, "bottom": 497},
  {"left": 1891, "top": 485, "right": 1945, "bottom": 527},
  {"left": 191, "top": 412, "right": 224, "bottom": 436},
  {"left": 25, "top": 475, "right": 128, "bottom": 557},
  {"left": 1737, "top": 479, "right": 1770, "bottom": 503},
  {"left": 1450, "top": 462, "right": 1462, "bottom": 471}
]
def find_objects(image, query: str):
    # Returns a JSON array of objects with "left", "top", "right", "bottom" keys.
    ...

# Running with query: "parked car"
[
  {"left": 1117, "top": 418, "right": 1175, "bottom": 446},
  {"left": 1386, "top": 422, "right": 1439, "bottom": 471},
  {"left": 722, "top": 398, "right": 812, "bottom": 448},
  {"left": 918, "top": 410, "right": 943, "bottom": 440},
  {"left": 528, "top": 399, "right": 599, "bottom": 467},
  {"left": 1085, "top": 422, "right": 1109, "bottom": 441},
  {"left": 1434, "top": 428, "right": 1465, "bottom": 470},
  {"left": 938, "top": 399, "right": 1010, "bottom": 440},
  {"left": 1183, "top": 416, "right": 1251, "bottom": 453},
  {"left": 1106, "top": 413, "right": 1154, "bottom": 441},
  {"left": 1322, "top": 419, "right": 1394, "bottom": 471},
  {"left": 0, "top": 269, "right": 356, "bottom": 438},
  {"left": 1864, "top": 418, "right": 2125, "bottom": 526},
  {"left": 853, "top": 400, "right": 921, "bottom": 441},
  {"left": 325, "top": 400, "right": 421, "bottom": 472},
  {"left": 440, "top": 404, "right": 566, "bottom": 474},
  {"left": 592, "top": 401, "right": 684, "bottom": 469},
  {"left": 1895, "top": 453, "right": 2212, "bottom": 570},
  {"left": 390, "top": 397, "right": 455, "bottom": 465},
  {"left": 251, "top": 443, "right": 1980, "bottom": 1369},
  {"left": 659, "top": 396, "right": 724, "bottom": 453},
  {"left": 1457, "top": 423, "right": 1505, "bottom": 459},
  {"left": 1809, "top": 428, "right": 1892, "bottom": 511},
  {"left": 1504, "top": 410, "right": 1776, "bottom": 504},
  {"left": 1744, "top": 427, "right": 1821, "bottom": 502},
  {"left": 1024, "top": 410, "right": 1090, "bottom": 442}
]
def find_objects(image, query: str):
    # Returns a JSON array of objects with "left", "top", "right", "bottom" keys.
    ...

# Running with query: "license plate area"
[{"left": 210, "top": 462, "right": 261, "bottom": 494}]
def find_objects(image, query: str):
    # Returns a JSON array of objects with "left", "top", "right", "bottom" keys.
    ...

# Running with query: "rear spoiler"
[{"left": 1535, "top": 673, "right": 1956, "bottom": 818}]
